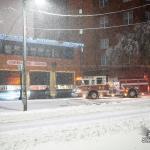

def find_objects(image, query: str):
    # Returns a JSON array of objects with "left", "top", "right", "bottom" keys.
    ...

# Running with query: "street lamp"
[
  {"left": 22, "top": 0, "right": 27, "bottom": 111},
  {"left": 22, "top": 0, "right": 47, "bottom": 111},
  {"left": 34, "top": 0, "right": 47, "bottom": 7}
]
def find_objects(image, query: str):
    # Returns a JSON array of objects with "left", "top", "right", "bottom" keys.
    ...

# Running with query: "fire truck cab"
[{"left": 72, "top": 76, "right": 111, "bottom": 99}]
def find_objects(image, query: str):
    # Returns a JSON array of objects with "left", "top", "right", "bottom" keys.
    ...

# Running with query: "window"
[
  {"left": 63, "top": 48, "right": 74, "bottom": 59},
  {"left": 97, "top": 78, "right": 102, "bottom": 84},
  {"left": 101, "top": 54, "right": 107, "bottom": 65},
  {"left": 37, "top": 47, "right": 45, "bottom": 57},
  {"left": 99, "top": 0, "right": 109, "bottom": 7},
  {"left": 29, "top": 47, "right": 37, "bottom": 56},
  {"left": 0, "top": 40, "right": 3, "bottom": 53},
  {"left": 145, "top": 11, "right": 150, "bottom": 21},
  {"left": 14, "top": 45, "right": 22, "bottom": 55},
  {"left": 123, "top": 0, "right": 132, "bottom": 2},
  {"left": 4, "top": 44, "right": 12, "bottom": 54},
  {"left": 91, "top": 80, "right": 95, "bottom": 85},
  {"left": 123, "top": 11, "right": 133, "bottom": 25},
  {"left": 100, "top": 39, "right": 109, "bottom": 49},
  {"left": 0, "top": 71, "right": 20, "bottom": 85},
  {"left": 54, "top": 49, "right": 62, "bottom": 58},
  {"left": 56, "top": 73, "right": 74, "bottom": 85},
  {"left": 79, "top": 9, "right": 83, "bottom": 14},
  {"left": 84, "top": 80, "right": 89, "bottom": 85},
  {"left": 100, "top": 16, "right": 109, "bottom": 28},
  {"left": 30, "top": 72, "right": 49, "bottom": 85}
]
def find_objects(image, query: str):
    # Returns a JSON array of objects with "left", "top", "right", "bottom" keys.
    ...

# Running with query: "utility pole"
[{"left": 22, "top": 0, "right": 27, "bottom": 111}]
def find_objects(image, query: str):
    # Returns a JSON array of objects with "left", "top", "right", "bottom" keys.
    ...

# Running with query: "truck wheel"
[
  {"left": 89, "top": 91, "right": 98, "bottom": 99},
  {"left": 128, "top": 89, "right": 137, "bottom": 98}
]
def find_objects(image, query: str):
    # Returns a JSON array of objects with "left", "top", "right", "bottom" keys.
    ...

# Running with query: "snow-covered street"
[{"left": 0, "top": 96, "right": 150, "bottom": 150}]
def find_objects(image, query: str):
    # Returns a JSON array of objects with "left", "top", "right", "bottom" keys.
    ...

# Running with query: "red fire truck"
[{"left": 72, "top": 76, "right": 149, "bottom": 99}]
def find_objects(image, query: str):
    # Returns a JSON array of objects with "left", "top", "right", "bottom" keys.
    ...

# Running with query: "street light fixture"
[{"left": 34, "top": 0, "right": 47, "bottom": 7}]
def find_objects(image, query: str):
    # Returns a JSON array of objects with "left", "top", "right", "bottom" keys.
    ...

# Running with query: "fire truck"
[{"left": 72, "top": 76, "right": 149, "bottom": 99}]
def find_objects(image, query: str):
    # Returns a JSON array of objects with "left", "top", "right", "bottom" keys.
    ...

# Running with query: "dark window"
[
  {"left": 13, "top": 44, "right": 22, "bottom": 55},
  {"left": 99, "top": 16, "right": 109, "bottom": 28},
  {"left": 30, "top": 72, "right": 49, "bottom": 85},
  {"left": 145, "top": 11, "right": 150, "bottom": 21},
  {"left": 3, "top": 41, "right": 22, "bottom": 55},
  {"left": 123, "top": 11, "right": 133, "bottom": 25},
  {"left": 0, "top": 40, "right": 3, "bottom": 54},
  {"left": 84, "top": 80, "right": 89, "bottom": 85},
  {"left": 63, "top": 48, "right": 74, "bottom": 59},
  {"left": 4, "top": 43, "right": 13, "bottom": 54},
  {"left": 99, "top": 0, "right": 109, "bottom": 7},
  {"left": 1, "top": 40, "right": 74, "bottom": 59},
  {"left": 56, "top": 72, "right": 74, "bottom": 85},
  {"left": 122, "top": 0, "right": 132, "bottom": 3}
]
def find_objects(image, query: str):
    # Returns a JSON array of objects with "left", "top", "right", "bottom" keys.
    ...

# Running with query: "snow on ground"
[{"left": 0, "top": 97, "right": 150, "bottom": 150}]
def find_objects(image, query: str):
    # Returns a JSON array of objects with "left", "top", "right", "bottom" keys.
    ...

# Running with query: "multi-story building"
[
  {"left": 67, "top": 0, "right": 150, "bottom": 80},
  {"left": 0, "top": 0, "right": 149, "bottom": 98},
  {"left": 0, "top": 0, "right": 83, "bottom": 98}
]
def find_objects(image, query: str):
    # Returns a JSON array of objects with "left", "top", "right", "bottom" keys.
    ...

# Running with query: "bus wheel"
[
  {"left": 128, "top": 89, "right": 137, "bottom": 98},
  {"left": 89, "top": 91, "right": 98, "bottom": 99}
]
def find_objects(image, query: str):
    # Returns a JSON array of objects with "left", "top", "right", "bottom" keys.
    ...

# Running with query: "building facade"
[
  {"left": 67, "top": 0, "right": 150, "bottom": 79},
  {"left": 0, "top": 0, "right": 150, "bottom": 98},
  {"left": 0, "top": 0, "right": 83, "bottom": 98}
]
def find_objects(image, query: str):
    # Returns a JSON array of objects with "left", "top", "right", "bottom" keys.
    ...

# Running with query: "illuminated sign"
[{"left": 7, "top": 60, "right": 47, "bottom": 67}]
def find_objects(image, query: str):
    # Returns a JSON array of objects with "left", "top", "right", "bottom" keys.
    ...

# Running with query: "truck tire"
[
  {"left": 128, "top": 89, "right": 137, "bottom": 98},
  {"left": 89, "top": 91, "right": 98, "bottom": 99}
]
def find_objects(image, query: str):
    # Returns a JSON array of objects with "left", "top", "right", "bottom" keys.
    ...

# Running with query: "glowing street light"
[{"left": 34, "top": 0, "right": 47, "bottom": 7}]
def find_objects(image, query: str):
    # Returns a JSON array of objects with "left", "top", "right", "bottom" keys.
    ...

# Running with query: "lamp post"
[
  {"left": 22, "top": 0, "right": 47, "bottom": 111},
  {"left": 22, "top": 0, "right": 27, "bottom": 111}
]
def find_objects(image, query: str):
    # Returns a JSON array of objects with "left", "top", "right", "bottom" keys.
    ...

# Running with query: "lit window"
[
  {"left": 99, "top": 0, "right": 109, "bottom": 7},
  {"left": 100, "top": 39, "right": 109, "bottom": 49},
  {"left": 123, "top": 11, "right": 133, "bottom": 25},
  {"left": 100, "top": 15, "right": 109, "bottom": 28}
]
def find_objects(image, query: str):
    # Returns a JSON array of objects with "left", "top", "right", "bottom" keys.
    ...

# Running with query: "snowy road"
[
  {"left": 0, "top": 106, "right": 150, "bottom": 132},
  {"left": 0, "top": 96, "right": 150, "bottom": 150},
  {"left": 0, "top": 96, "right": 150, "bottom": 112}
]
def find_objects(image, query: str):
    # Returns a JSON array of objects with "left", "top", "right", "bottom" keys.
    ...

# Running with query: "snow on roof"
[{"left": 0, "top": 34, "right": 84, "bottom": 48}]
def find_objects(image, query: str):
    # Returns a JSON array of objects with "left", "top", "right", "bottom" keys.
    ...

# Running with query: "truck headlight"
[{"left": 76, "top": 88, "right": 81, "bottom": 93}]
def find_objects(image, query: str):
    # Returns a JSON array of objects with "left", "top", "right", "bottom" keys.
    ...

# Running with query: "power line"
[
  {"left": 0, "top": 7, "right": 17, "bottom": 13},
  {"left": 30, "top": 4, "right": 150, "bottom": 17},
  {"left": 7, "top": 14, "right": 22, "bottom": 35},
  {"left": 29, "top": 21, "right": 150, "bottom": 32}
]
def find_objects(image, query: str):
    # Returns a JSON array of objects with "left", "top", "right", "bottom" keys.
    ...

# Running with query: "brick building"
[
  {"left": 66, "top": 0, "right": 150, "bottom": 79},
  {"left": 0, "top": 0, "right": 83, "bottom": 98}
]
